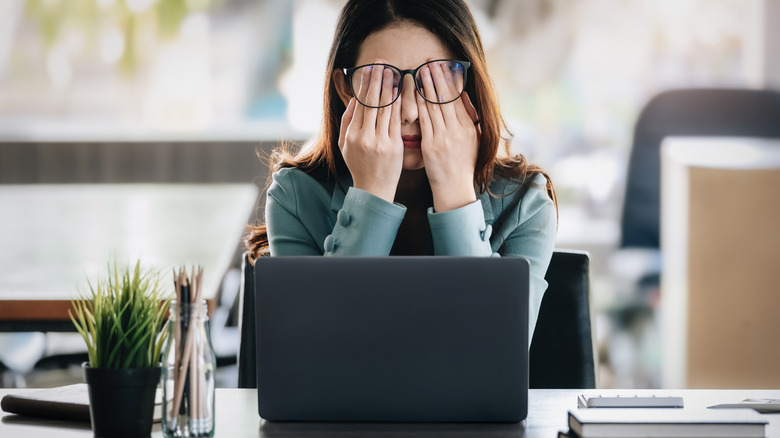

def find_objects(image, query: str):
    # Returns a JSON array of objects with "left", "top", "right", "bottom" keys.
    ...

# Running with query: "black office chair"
[
  {"left": 621, "top": 88, "right": 780, "bottom": 249},
  {"left": 237, "top": 253, "right": 258, "bottom": 389},
  {"left": 238, "top": 250, "right": 595, "bottom": 389},
  {"left": 529, "top": 249, "right": 595, "bottom": 389}
]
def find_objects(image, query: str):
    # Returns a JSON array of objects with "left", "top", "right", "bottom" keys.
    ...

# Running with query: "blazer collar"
[
  {"left": 478, "top": 189, "right": 495, "bottom": 224},
  {"left": 330, "top": 172, "right": 353, "bottom": 213}
]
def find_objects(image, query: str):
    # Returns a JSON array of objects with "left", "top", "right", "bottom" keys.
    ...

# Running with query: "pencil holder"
[{"left": 161, "top": 299, "right": 216, "bottom": 437}]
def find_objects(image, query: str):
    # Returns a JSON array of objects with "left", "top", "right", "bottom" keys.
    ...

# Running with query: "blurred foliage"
[{"left": 24, "top": 0, "right": 212, "bottom": 75}]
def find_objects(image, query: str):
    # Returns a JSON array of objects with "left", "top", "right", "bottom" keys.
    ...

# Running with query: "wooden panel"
[
  {"left": 686, "top": 167, "right": 780, "bottom": 388},
  {"left": 0, "top": 299, "right": 218, "bottom": 332},
  {"left": 0, "top": 141, "right": 285, "bottom": 184}
]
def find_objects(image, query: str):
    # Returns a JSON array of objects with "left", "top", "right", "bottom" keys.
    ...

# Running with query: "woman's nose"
[{"left": 399, "top": 75, "right": 418, "bottom": 124}]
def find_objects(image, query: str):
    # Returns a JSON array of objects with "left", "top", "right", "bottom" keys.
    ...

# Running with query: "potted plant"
[{"left": 70, "top": 260, "right": 170, "bottom": 437}]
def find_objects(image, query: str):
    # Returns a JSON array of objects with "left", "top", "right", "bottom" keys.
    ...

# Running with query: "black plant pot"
[{"left": 83, "top": 362, "right": 161, "bottom": 437}]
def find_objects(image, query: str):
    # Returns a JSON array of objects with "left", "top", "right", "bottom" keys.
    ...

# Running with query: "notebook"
[
  {"left": 0, "top": 384, "right": 163, "bottom": 422},
  {"left": 567, "top": 408, "right": 767, "bottom": 438},
  {"left": 254, "top": 256, "right": 530, "bottom": 422}
]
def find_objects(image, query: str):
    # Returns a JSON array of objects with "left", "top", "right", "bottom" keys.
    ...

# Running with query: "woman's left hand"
[{"left": 416, "top": 63, "right": 481, "bottom": 212}]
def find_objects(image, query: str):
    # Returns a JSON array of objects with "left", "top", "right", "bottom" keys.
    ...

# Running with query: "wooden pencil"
[{"left": 168, "top": 265, "right": 207, "bottom": 432}]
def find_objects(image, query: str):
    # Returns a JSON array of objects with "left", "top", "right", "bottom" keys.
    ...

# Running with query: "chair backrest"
[
  {"left": 621, "top": 88, "right": 780, "bottom": 249},
  {"left": 530, "top": 249, "right": 595, "bottom": 389},
  {"left": 238, "top": 250, "right": 595, "bottom": 389},
  {"left": 237, "top": 253, "right": 258, "bottom": 389}
]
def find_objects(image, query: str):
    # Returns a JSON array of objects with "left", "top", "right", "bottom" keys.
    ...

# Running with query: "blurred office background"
[{"left": 1, "top": 0, "right": 778, "bottom": 389}]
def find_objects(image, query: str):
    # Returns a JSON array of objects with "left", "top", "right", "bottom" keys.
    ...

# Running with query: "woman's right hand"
[{"left": 338, "top": 63, "right": 403, "bottom": 203}]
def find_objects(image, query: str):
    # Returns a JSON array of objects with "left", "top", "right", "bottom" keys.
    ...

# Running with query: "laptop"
[{"left": 254, "top": 256, "right": 529, "bottom": 422}]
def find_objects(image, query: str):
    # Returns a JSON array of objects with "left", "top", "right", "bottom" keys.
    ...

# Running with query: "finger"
[
  {"left": 389, "top": 90, "right": 402, "bottom": 140},
  {"left": 451, "top": 95, "right": 473, "bottom": 128},
  {"left": 440, "top": 63, "right": 471, "bottom": 125},
  {"left": 453, "top": 65, "right": 465, "bottom": 95},
  {"left": 416, "top": 90, "right": 433, "bottom": 141},
  {"left": 419, "top": 66, "right": 445, "bottom": 129},
  {"left": 338, "top": 97, "right": 357, "bottom": 149},
  {"left": 364, "top": 64, "right": 385, "bottom": 107},
  {"left": 351, "top": 67, "right": 371, "bottom": 129},
  {"left": 430, "top": 62, "right": 458, "bottom": 125},
  {"left": 419, "top": 65, "right": 438, "bottom": 102},
  {"left": 450, "top": 90, "right": 475, "bottom": 129},
  {"left": 360, "top": 64, "right": 385, "bottom": 126},
  {"left": 378, "top": 67, "right": 396, "bottom": 107},
  {"left": 442, "top": 62, "right": 461, "bottom": 99},
  {"left": 365, "top": 65, "right": 385, "bottom": 106},
  {"left": 461, "top": 91, "right": 479, "bottom": 124},
  {"left": 376, "top": 67, "right": 395, "bottom": 134},
  {"left": 462, "top": 92, "right": 482, "bottom": 138}
]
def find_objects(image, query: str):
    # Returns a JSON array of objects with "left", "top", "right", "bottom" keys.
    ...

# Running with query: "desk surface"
[
  {"left": 0, "top": 184, "right": 258, "bottom": 331},
  {"left": 2, "top": 389, "right": 779, "bottom": 437}
]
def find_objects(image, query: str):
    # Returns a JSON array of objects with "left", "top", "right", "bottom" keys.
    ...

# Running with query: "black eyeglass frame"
[{"left": 342, "top": 59, "right": 471, "bottom": 108}]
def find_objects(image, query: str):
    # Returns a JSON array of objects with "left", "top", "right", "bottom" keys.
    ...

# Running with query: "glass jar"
[{"left": 161, "top": 300, "right": 216, "bottom": 437}]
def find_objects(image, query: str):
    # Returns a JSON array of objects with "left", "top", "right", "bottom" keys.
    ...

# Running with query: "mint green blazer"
[{"left": 265, "top": 167, "right": 557, "bottom": 341}]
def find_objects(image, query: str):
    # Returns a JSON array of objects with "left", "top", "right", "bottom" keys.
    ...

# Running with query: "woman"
[{"left": 246, "top": 0, "right": 557, "bottom": 337}]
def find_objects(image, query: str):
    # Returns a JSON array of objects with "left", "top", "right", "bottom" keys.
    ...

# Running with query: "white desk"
[
  {"left": 2, "top": 389, "right": 780, "bottom": 437},
  {"left": 0, "top": 184, "right": 259, "bottom": 331}
]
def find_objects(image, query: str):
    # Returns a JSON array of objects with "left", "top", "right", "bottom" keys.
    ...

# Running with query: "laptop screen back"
[{"left": 255, "top": 256, "right": 529, "bottom": 422}]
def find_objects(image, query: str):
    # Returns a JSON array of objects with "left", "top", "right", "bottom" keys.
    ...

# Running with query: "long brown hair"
[{"left": 246, "top": 0, "right": 557, "bottom": 261}]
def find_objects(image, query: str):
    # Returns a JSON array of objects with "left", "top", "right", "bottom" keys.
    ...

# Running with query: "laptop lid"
[{"left": 254, "top": 256, "right": 529, "bottom": 422}]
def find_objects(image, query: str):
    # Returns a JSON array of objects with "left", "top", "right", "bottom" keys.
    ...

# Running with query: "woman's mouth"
[{"left": 402, "top": 135, "right": 422, "bottom": 149}]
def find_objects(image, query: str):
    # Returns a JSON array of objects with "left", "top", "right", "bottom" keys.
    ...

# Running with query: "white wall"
[{"left": 745, "top": 0, "right": 780, "bottom": 89}]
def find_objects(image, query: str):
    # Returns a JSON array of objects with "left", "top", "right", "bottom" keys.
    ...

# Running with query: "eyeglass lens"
[{"left": 350, "top": 60, "right": 467, "bottom": 108}]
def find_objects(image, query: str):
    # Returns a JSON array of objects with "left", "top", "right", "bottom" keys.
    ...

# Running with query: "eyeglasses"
[{"left": 343, "top": 59, "right": 471, "bottom": 108}]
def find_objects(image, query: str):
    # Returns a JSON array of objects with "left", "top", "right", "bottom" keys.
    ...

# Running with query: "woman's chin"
[{"left": 402, "top": 149, "right": 425, "bottom": 170}]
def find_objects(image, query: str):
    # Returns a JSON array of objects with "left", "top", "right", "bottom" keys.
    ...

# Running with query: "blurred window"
[{"left": 0, "top": 0, "right": 750, "bottom": 214}]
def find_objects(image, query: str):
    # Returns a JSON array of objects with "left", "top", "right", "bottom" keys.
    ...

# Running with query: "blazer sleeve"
[
  {"left": 427, "top": 174, "right": 556, "bottom": 343},
  {"left": 324, "top": 187, "right": 406, "bottom": 256},
  {"left": 265, "top": 169, "right": 324, "bottom": 255},
  {"left": 427, "top": 200, "right": 494, "bottom": 256},
  {"left": 266, "top": 168, "right": 407, "bottom": 256},
  {"left": 499, "top": 176, "right": 557, "bottom": 342}
]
